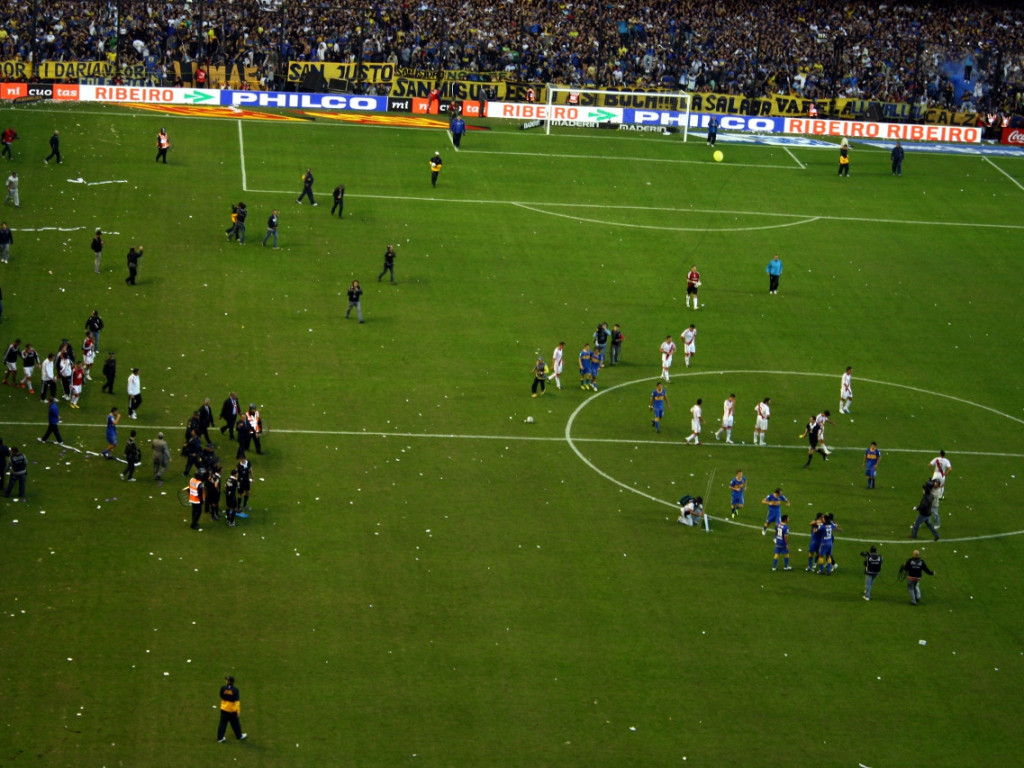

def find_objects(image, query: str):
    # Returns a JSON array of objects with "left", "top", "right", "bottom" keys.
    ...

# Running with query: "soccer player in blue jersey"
[
  {"left": 578, "top": 343, "right": 591, "bottom": 390},
  {"left": 772, "top": 515, "right": 791, "bottom": 571},
  {"left": 729, "top": 469, "right": 746, "bottom": 518},
  {"left": 588, "top": 345, "right": 604, "bottom": 391},
  {"left": 806, "top": 512, "right": 824, "bottom": 571},
  {"left": 649, "top": 382, "right": 669, "bottom": 432},
  {"left": 816, "top": 513, "right": 842, "bottom": 574},
  {"left": 761, "top": 488, "right": 789, "bottom": 535},
  {"left": 863, "top": 442, "right": 881, "bottom": 489}
]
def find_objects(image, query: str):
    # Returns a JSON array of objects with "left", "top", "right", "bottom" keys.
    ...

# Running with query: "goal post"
[{"left": 544, "top": 85, "right": 691, "bottom": 140}]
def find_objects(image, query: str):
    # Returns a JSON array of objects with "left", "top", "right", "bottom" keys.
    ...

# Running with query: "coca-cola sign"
[{"left": 1001, "top": 128, "right": 1024, "bottom": 146}]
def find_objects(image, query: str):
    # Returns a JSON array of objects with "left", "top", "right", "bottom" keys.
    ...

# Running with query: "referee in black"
[{"left": 378, "top": 244, "right": 396, "bottom": 283}]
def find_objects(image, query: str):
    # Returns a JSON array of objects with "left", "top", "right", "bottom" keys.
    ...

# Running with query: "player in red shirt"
[
  {"left": 69, "top": 362, "right": 85, "bottom": 408},
  {"left": 686, "top": 266, "right": 701, "bottom": 310},
  {"left": 1, "top": 127, "right": 16, "bottom": 160}
]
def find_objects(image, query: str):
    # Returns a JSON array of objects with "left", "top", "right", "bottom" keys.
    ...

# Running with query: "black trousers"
[
  {"left": 5, "top": 473, "right": 25, "bottom": 497},
  {"left": 218, "top": 710, "right": 242, "bottom": 740},
  {"left": 102, "top": 375, "right": 115, "bottom": 393},
  {"left": 41, "top": 424, "right": 63, "bottom": 443},
  {"left": 768, "top": 274, "right": 780, "bottom": 293}
]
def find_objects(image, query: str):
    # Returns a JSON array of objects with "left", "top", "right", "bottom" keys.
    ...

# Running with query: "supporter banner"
[
  {"left": 222, "top": 90, "right": 387, "bottom": 111},
  {"left": 79, "top": 79, "right": 157, "bottom": 87},
  {"left": 38, "top": 61, "right": 148, "bottom": 80},
  {"left": 924, "top": 108, "right": 977, "bottom": 126},
  {"left": 438, "top": 69, "right": 513, "bottom": 83},
  {"left": 1002, "top": 128, "right": 1024, "bottom": 146},
  {"left": 0, "top": 61, "right": 32, "bottom": 79},
  {"left": 287, "top": 61, "right": 514, "bottom": 85},
  {"left": 173, "top": 62, "right": 260, "bottom": 86},
  {"left": 287, "top": 62, "right": 395, "bottom": 84},
  {"left": 785, "top": 118, "right": 980, "bottom": 143},
  {"left": 390, "top": 77, "right": 504, "bottom": 101}
]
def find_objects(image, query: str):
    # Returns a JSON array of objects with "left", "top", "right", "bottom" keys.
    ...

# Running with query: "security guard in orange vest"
[
  {"left": 245, "top": 404, "right": 263, "bottom": 455},
  {"left": 217, "top": 675, "right": 247, "bottom": 742},
  {"left": 156, "top": 128, "right": 170, "bottom": 164},
  {"left": 188, "top": 470, "right": 205, "bottom": 530}
]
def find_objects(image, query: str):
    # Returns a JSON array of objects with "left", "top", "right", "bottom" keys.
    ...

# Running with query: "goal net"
[{"left": 544, "top": 85, "right": 691, "bottom": 140}]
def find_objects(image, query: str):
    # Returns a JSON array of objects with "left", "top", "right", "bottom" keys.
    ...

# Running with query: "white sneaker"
[{"left": 240, "top": 733, "right": 248, "bottom": 740}]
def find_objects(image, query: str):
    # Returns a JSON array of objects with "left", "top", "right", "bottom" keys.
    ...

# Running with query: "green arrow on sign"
[
  {"left": 183, "top": 91, "right": 215, "bottom": 104},
  {"left": 588, "top": 108, "right": 616, "bottom": 122}
]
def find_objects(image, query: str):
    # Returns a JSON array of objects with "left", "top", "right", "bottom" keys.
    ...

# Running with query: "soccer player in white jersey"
[
  {"left": 928, "top": 450, "right": 951, "bottom": 529},
  {"left": 714, "top": 393, "right": 736, "bottom": 443},
  {"left": 660, "top": 336, "right": 676, "bottom": 382},
  {"left": 548, "top": 342, "right": 565, "bottom": 390},
  {"left": 680, "top": 324, "right": 697, "bottom": 367},
  {"left": 840, "top": 366, "right": 853, "bottom": 413},
  {"left": 813, "top": 410, "right": 834, "bottom": 455},
  {"left": 754, "top": 397, "right": 771, "bottom": 446},
  {"left": 685, "top": 398, "right": 703, "bottom": 445}
]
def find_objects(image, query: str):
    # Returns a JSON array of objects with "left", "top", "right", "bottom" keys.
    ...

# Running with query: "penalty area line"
[
  {"left": 982, "top": 155, "right": 1024, "bottom": 192},
  {"left": 783, "top": 145, "right": 806, "bottom": 169}
]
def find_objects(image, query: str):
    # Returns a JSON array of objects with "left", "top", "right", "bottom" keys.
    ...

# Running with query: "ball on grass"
[{"left": 713, "top": 150, "right": 724, "bottom": 163}]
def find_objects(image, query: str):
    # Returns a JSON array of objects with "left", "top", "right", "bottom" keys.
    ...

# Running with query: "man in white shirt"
[
  {"left": 127, "top": 368, "right": 141, "bottom": 419},
  {"left": 928, "top": 450, "right": 951, "bottom": 529},
  {"left": 754, "top": 397, "right": 771, "bottom": 446},
  {"left": 660, "top": 336, "right": 676, "bottom": 382},
  {"left": 685, "top": 398, "right": 703, "bottom": 445},
  {"left": 548, "top": 342, "right": 565, "bottom": 390},
  {"left": 40, "top": 353, "right": 55, "bottom": 402},
  {"left": 714, "top": 394, "right": 736, "bottom": 443},
  {"left": 840, "top": 366, "right": 853, "bottom": 413},
  {"left": 680, "top": 324, "right": 697, "bottom": 367}
]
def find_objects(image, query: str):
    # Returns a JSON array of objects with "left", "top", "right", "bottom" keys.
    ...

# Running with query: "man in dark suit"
[
  {"left": 198, "top": 397, "right": 215, "bottom": 443},
  {"left": 220, "top": 392, "right": 240, "bottom": 440}
]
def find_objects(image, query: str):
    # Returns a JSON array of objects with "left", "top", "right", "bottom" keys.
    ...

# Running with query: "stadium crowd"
[{"left": 1, "top": 0, "right": 1023, "bottom": 110}]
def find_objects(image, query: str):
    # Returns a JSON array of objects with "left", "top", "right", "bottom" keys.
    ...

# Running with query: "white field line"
[{"left": 982, "top": 155, "right": 1024, "bottom": 192}]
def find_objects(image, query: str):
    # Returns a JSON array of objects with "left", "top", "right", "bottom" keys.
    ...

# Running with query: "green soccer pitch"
[{"left": 0, "top": 101, "right": 1022, "bottom": 767}]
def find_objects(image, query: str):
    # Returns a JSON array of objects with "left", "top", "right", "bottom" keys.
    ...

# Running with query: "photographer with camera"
[
  {"left": 911, "top": 479, "right": 941, "bottom": 541},
  {"left": 861, "top": 546, "right": 883, "bottom": 601}
]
